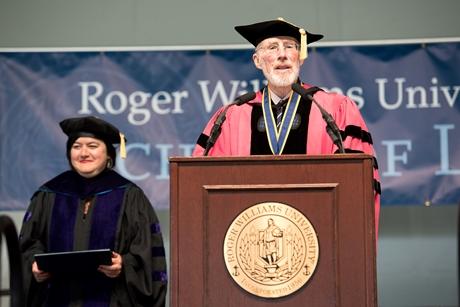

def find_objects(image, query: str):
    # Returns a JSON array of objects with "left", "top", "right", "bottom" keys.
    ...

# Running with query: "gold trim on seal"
[{"left": 223, "top": 202, "right": 319, "bottom": 298}]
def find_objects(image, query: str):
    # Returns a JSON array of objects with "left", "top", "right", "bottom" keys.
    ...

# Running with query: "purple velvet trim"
[
  {"left": 49, "top": 194, "right": 79, "bottom": 252},
  {"left": 43, "top": 170, "right": 130, "bottom": 199},
  {"left": 151, "top": 246, "right": 165, "bottom": 257},
  {"left": 44, "top": 170, "right": 129, "bottom": 306},
  {"left": 152, "top": 271, "right": 168, "bottom": 282},
  {"left": 88, "top": 188, "right": 125, "bottom": 250},
  {"left": 82, "top": 188, "right": 125, "bottom": 305},
  {"left": 150, "top": 222, "right": 162, "bottom": 234},
  {"left": 23, "top": 210, "right": 32, "bottom": 223}
]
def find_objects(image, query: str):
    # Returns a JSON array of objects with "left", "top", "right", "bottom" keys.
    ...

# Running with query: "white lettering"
[
  {"left": 105, "top": 91, "right": 127, "bottom": 114},
  {"left": 155, "top": 144, "right": 195, "bottom": 180},
  {"left": 128, "top": 91, "right": 151, "bottom": 125},
  {"left": 116, "top": 143, "right": 194, "bottom": 182},
  {"left": 155, "top": 144, "right": 173, "bottom": 180},
  {"left": 170, "top": 91, "right": 188, "bottom": 113},
  {"left": 430, "top": 77, "right": 440, "bottom": 108},
  {"left": 320, "top": 86, "right": 365, "bottom": 108},
  {"left": 78, "top": 81, "right": 188, "bottom": 125},
  {"left": 382, "top": 140, "right": 412, "bottom": 176},
  {"left": 434, "top": 124, "right": 460, "bottom": 175},
  {"left": 406, "top": 85, "right": 428, "bottom": 109},
  {"left": 441, "top": 86, "right": 460, "bottom": 107},
  {"left": 116, "top": 143, "right": 151, "bottom": 181},
  {"left": 78, "top": 81, "right": 106, "bottom": 114},
  {"left": 377, "top": 77, "right": 459, "bottom": 110},
  {"left": 151, "top": 91, "right": 172, "bottom": 115},
  {"left": 178, "top": 143, "right": 195, "bottom": 157},
  {"left": 197, "top": 80, "right": 240, "bottom": 112},
  {"left": 347, "top": 86, "right": 365, "bottom": 108},
  {"left": 425, "top": 77, "right": 460, "bottom": 108},
  {"left": 376, "top": 78, "right": 405, "bottom": 110}
]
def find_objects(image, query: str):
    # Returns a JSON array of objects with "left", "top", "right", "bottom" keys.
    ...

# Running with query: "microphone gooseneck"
[
  {"left": 291, "top": 83, "right": 345, "bottom": 153},
  {"left": 203, "top": 92, "right": 256, "bottom": 156},
  {"left": 234, "top": 92, "right": 257, "bottom": 106}
]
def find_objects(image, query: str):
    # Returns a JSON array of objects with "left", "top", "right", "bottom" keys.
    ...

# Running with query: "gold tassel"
[
  {"left": 277, "top": 18, "right": 308, "bottom": 60},
  {"left": 119, "top": 132, "right": 127, "bottom": 159},
  {"left": 299, "top": 28, "right": 307, "bottom": 60}
]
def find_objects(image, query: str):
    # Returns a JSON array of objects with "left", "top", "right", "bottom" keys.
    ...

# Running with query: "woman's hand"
[
  {"left": 32, "top": 261, "right": 51, "bottom": 283},
  {"left": 98, "top": 251, "right": 122, "bottom": 278}
]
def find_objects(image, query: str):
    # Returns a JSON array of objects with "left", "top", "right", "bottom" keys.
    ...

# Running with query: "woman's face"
[{"left": 70, "top": 137, "right": 109, "bottom": 178}]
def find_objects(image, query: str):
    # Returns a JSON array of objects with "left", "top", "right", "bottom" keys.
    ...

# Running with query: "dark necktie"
[{"left": 274, "top": 99, "right": 288, "bottom": 131}]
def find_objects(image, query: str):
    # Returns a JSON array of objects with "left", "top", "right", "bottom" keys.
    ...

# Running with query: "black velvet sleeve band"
[{"left": 196, "top": 133, "right": 209, "bottom": 149}]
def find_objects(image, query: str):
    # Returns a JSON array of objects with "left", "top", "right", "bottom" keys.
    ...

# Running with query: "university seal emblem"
[{"left": 223, "top": 202, "right": 319, "bottom": 298}]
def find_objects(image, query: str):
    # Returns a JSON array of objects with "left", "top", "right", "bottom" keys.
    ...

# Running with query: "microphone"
[
  {"left": 203, "top": 92, "right": 256, "bottom": 156},
  {"left": 291, "top": 83, "right": 345, "bottom": 153}
]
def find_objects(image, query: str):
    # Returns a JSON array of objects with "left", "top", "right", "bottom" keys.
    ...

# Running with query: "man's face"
[{"left": 253, "top": 36, "right": 304, "bottom": 89}]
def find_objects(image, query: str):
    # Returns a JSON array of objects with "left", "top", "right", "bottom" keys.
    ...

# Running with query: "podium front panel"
[
  {"left": 170, "top": 155, "right": 376, "bottom": 307},
  {"left": 203, "top": 183, "right": 339, "bottom": 306}
]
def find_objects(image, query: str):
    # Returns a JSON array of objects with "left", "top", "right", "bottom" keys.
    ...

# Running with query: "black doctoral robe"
[{"left": 19, "top": 170, "right": 167, "bottom": 307}]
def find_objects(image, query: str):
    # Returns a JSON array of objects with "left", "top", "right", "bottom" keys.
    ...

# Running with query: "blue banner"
[{"left": 1, "top": 41, "right": 459, "bottom": 210}]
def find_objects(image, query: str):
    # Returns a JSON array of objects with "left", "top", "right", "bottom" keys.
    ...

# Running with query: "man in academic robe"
[{"left": 192, "top": 18, "right": 381, "bottom": 233}]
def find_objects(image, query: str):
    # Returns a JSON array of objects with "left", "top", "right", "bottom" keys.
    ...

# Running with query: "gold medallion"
[{"left": 223, "top": 202, "right": 319, "bottom": 298}]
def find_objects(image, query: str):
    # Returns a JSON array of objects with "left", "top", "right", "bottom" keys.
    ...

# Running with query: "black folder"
[{"left": 34, "top": 249, "right": 112, "bottom": 273}]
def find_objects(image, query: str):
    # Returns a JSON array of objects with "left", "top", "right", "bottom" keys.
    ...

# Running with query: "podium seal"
[{"left": 223, "top": 201, "right": 319, "bottom": 298}]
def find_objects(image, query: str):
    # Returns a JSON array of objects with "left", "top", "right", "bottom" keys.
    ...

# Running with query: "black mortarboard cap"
[
  {"left": 235, "top": 17, "right": 324, "bottom": 60},
  {"left": 59, "top": 116, "right": 126, "bottom": 158}
]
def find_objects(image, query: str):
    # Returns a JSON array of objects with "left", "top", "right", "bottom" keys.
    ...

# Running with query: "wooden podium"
[{"left": 169, "top": 154, "right": 377, "bottom": 307}]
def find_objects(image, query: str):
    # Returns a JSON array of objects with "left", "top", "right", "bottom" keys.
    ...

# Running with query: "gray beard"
[{"left": 265, "top": 67, "right": 299, "bottom": 88}]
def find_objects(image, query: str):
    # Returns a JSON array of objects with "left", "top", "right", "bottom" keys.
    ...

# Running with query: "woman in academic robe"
[{"left": 19, "top": 116, "right": 167, "bottom": 307}]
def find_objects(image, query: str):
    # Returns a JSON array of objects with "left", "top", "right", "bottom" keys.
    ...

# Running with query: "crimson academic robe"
[
  {"left": 193, "top": 84, "right": 381, "bottom": 233},
  {"left": 19, "top": 169, "right": 167, "bottom": 307}
]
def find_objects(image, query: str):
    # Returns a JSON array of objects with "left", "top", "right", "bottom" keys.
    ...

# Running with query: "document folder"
[{"left": 35, "top": 249, "right": 112, "bottom": 273}]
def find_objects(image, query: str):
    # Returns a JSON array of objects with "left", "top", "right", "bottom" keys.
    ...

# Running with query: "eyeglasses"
[{"left": 257, "top": 42, "right": 299, "bottom": 55}]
